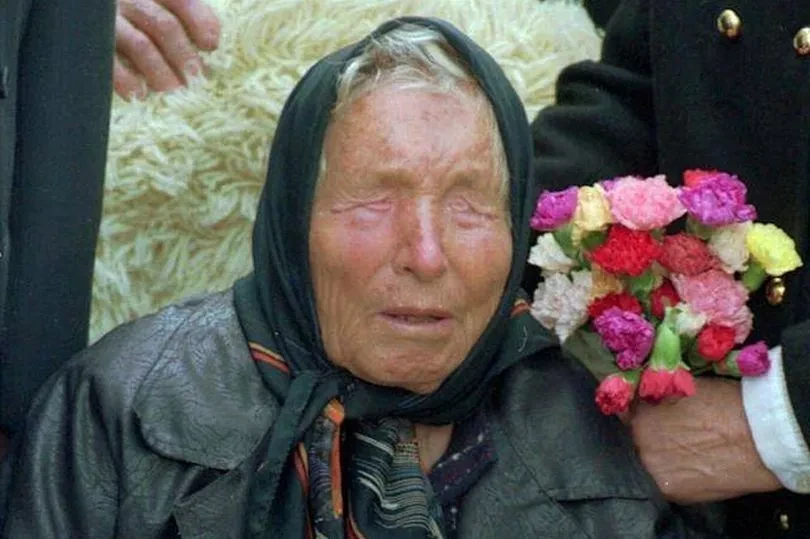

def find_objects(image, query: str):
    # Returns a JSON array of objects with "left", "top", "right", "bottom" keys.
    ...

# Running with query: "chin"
[{"left": 361, "top": 357, "right": 453, "bottom": 395}]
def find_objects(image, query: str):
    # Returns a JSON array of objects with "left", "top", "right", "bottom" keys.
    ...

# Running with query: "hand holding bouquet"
[{"left": 528, "top": 170, "right": 803, "bottom": 415}]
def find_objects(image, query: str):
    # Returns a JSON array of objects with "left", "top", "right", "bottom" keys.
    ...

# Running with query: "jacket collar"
[{"left": 132, "top": 290, "right": 279, "bottom": 470}]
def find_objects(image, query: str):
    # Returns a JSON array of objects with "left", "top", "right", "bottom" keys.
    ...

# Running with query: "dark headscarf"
[{"left": 234, "top": 17, "right": 555, "bottom": 538}]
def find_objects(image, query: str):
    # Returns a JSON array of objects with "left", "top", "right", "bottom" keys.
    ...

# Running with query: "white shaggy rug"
[{"left": 90, "top": 0, "right": 602, "bottom": 342}]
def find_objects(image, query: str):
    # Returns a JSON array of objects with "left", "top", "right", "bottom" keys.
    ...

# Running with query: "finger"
[
  {"left": 163, "top": 0, "right": 221, "bottom": 51},
  {"left": 115, "top": 13, "right": 183, "bottom": 92},
  {"left": 113, "top": 55, "right": 147, "bottom": 100},
  {"left": 119, "top": 0, "right": 203, "bottom": 84}
]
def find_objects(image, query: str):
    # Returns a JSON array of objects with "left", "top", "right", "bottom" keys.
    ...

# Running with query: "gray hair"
[{"left": 319, "top": 24, "right": 509, "bottom": 203}]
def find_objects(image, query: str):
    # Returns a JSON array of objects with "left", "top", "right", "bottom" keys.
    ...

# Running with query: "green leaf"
[
  {"left": 579, "top": 229, "right": 607, "bottom": 252},
  {"left": 552, "top": 223, "right": 578, "bottom": 260},
  {"left": 741, "top": 259, "right": 767, "bottom": 291},
  {"left": 562, "top": 329, "right": 618, "bottom": 381},
  {"left": 627, "top": 269, "right": 657, "bottom": 299},
  {"left": 685, "top": 217, "right": 713, "bottom": 240}
]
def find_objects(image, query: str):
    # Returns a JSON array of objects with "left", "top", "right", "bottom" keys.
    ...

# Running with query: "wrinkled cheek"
[
  {"left": 311, "top": 251, "right": 379, "bottom": 368},
  {"left": 462, "top": 234, "right": 512, "bottom": 298}
]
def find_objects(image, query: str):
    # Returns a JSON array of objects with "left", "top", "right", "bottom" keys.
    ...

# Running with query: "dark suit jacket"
[
  {"left": 0, "top": 0, "right": 114, "bottom": 436},
  {"left": 530, "top": 0, "right": 810, "bottom": 536}
]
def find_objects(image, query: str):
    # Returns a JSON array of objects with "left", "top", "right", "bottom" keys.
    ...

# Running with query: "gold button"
[
  {"left": 779, "top": 511, "right": 790, "bottom": 531},
  {"left": 794, "top": 27, "right": 810, "bottom": 55},
  {"left": 717, "top": 9, "right": 742, "bottom": 39},
  {"left": 766, "top": 277, "right": 786, "bottom": 306}
]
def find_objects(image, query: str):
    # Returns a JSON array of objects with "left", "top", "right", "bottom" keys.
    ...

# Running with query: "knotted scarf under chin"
[{"left": 233, "top": 16, "right": 553, "bottom": 539}]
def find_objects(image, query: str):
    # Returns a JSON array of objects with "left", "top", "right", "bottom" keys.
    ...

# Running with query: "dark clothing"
[
  {"left": 231, "top": 17, "right": 553, "bottom": 538},
  {"left": 0, "top": 0, "right": 115, "bottom": 436},
  {"left": 1, "top": 291, "right": 717, "bottom": 538},
  {"left": 530, "top": 0, "right": 810, "bottom": 536},
  {"left": 428, "top": 409, "right": 496, "bottom": 537},
  {"left": 582, "top": 0, "right": 621, "bottom": 28}
]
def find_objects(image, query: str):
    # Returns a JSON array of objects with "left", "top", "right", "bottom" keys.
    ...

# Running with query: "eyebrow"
[{"left": 364, "top": 163, "right": 498, "bottom": 189}]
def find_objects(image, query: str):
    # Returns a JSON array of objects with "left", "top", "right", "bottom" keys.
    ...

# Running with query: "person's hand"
[
  {"left": 627, "top": 377, "right": 781, "bottom": 504},
  {"left": 114, "top": 0, "right": 221, "bottom": 99}
]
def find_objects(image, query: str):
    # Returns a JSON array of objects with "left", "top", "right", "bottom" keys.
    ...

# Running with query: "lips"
[
  {"left": 382, "top": 307, "right": 452, "bottom": 321},
  {"left": 379, "top": 307, "right": 454, "bottom": 335}
]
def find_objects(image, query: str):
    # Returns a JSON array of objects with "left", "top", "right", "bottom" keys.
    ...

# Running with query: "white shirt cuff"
[{"left": 742, "top": 345, "right": 810, "bottom": 493}]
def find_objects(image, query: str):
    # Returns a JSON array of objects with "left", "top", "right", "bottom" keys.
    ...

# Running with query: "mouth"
[{"left": 379, "top": 307, "right": 454, "bottom": 334}]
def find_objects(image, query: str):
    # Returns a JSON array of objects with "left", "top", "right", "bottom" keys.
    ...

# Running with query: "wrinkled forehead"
[{"left": 320, "top": 86, "right": 501, "bottom": 185}]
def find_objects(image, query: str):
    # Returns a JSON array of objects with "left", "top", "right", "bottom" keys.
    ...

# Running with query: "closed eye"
[
  {"left": 447, "top": 196, "right": 499, "bottom": 225},
  {"left": 341, "top": 198, "right": 393, "bottom": 226}
]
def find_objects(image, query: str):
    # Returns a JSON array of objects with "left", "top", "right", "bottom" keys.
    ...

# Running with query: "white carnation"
[
  {"left": 709, "top": 222, "right": 751, "bottom": 273},
  {"left": 531, "top": 270, "right": 592, "bottom": 342},
  {"left": 528, "top": 233, "right": 576, "bottom": 273},
  {"left": 670, "top": 302, "right": 708, "bottom": 337}
]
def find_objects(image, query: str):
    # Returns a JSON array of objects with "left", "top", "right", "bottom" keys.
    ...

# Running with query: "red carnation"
[
  {"left": 638, "top": 369, "right": 672, "bottom": 403},
  {"left": 696, "top": 324, "right": 736, "bottom": 362},
  {"left": 588, "top": 292, "right": 643, "bottom": 320},
  {"left": 650, "top": 280, "right": 681, "bottom": 319},
  {"left": 595, "top": 373, "right": 637, "bottom": 415},
  {"left": 658, "top": 233, "right": 719, "bottom": 276},
  {"left": 671, "top": 368, "right": 697, "bottom": 398},
  {"left": 588, "top": 225, "right": 663, "bottom": 277},
  {"left": 638, "top": 367, "right": 695, "bottom": 403},
  {"left": 683, "top": 169, "right": 720, "bottom": 188}
]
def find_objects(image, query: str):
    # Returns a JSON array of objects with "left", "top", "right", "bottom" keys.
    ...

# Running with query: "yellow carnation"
[
  {"left": 572, "top": 185, "right": 612, "bottom": 239},
  {"left": 745, "top": 223, "right": 803, "bottom": 276},
  {"left": 590, "top": 264, "right": 624, "bottom": 299}
]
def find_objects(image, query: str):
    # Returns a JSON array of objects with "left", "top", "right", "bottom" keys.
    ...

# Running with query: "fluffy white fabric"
[{"left": 91, "top": 0, "right": 601, "bottom": 341}]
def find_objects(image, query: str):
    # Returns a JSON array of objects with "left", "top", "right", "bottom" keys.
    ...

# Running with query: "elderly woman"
[{"left": 1, "top": 18, "right": 708, "bottom": 539}]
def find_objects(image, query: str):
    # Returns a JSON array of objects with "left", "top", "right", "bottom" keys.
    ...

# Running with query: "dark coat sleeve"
[
  {"left": 530, "top": 0, "right": 810, "bottom": 451},
  {"left": 525, "top": 0, "right": 658, "bottom": 296},
  {"left": 779, "top": 321, "right": 810, "bottom": 445},
  {"left": 1, "top": 0, "right": 116, "bottom": 435},
  {"left": 531, "top": 0, "right": 657, "bottom": 194}
]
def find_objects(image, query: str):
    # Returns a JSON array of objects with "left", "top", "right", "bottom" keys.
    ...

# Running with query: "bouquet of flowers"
[{"left": 528, "top": 170, "right": 803, "bottom": 415}]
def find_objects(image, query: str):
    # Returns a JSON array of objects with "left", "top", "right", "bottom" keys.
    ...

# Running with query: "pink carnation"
[
  {"left": 714, "top": 341, "right": 771, "bottom": 377},
  {"left": 595, "top": 374, "right": 636, "bottom": 415},
  {"left": 736, "top": 341, "right": 771, "bottom": 376},
  {"left": 671, "top": 270, "right": 752, "bottom": 343},
  {"left": 678, "top": 172, "right": 757, "bottom": 226},
  {"left": 531, "top": 186, "right": 578, "bottom": 231},
  {"left": 593, "top": 307, "right": 655, "bottom": 370},
  {"left": 605, "top": 175, "right": 686, "bottom": 230}
]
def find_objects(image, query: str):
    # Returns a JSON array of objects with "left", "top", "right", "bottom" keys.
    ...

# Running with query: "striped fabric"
[
  {"left": 250, "top": 344, "right": 445, "bottom": 538},
  {"left": 246, "top": 297, "right": 526, "bottom": 537}
]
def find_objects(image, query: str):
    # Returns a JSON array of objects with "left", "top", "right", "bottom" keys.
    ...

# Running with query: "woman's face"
[{"left": 309, "top": 86, "right": 512, "bottom": 394}]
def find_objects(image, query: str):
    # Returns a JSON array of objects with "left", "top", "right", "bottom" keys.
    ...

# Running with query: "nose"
[{"left": 394, "top": 200, "right": 447, "bottom": 281}]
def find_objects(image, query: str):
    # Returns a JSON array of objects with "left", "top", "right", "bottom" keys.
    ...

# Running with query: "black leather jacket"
[{"left": 1, "top": 291, "right": 717, "bottom": 538}]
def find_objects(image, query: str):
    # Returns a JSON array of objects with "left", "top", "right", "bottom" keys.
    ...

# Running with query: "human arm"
[
  {"left": 1, "top": 0, "right": 114, "bottom": 439},
  {"left": 531, "top": 0, "right": 658, "bottom": 194},
  {"left": 530, "top": 0, "right": 810, "bottom": 502},
  {"left": 627, "top": 377, "right": 781, "bottom": 504},
  {"left": 114, "top": 0, "right": 221, "bottom": 98}
]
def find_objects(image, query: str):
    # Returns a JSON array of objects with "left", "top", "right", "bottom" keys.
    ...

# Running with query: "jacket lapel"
[
  {"left": 172, "top": 461, "right": 252, "bottom": 538},
  {"left": 132, "top": 291, "right": 278, "bottom": 470},
  {"left": 128, "top": 292, "right": 279, "bottom": 535}
]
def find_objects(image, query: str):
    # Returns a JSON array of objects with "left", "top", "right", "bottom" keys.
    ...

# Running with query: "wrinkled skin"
[
  {"left": 628, "top": 377, "right": 781, "bottom": 504},
  {"left": 309, "top": 87, "right": 512, "bottom": 396}
]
